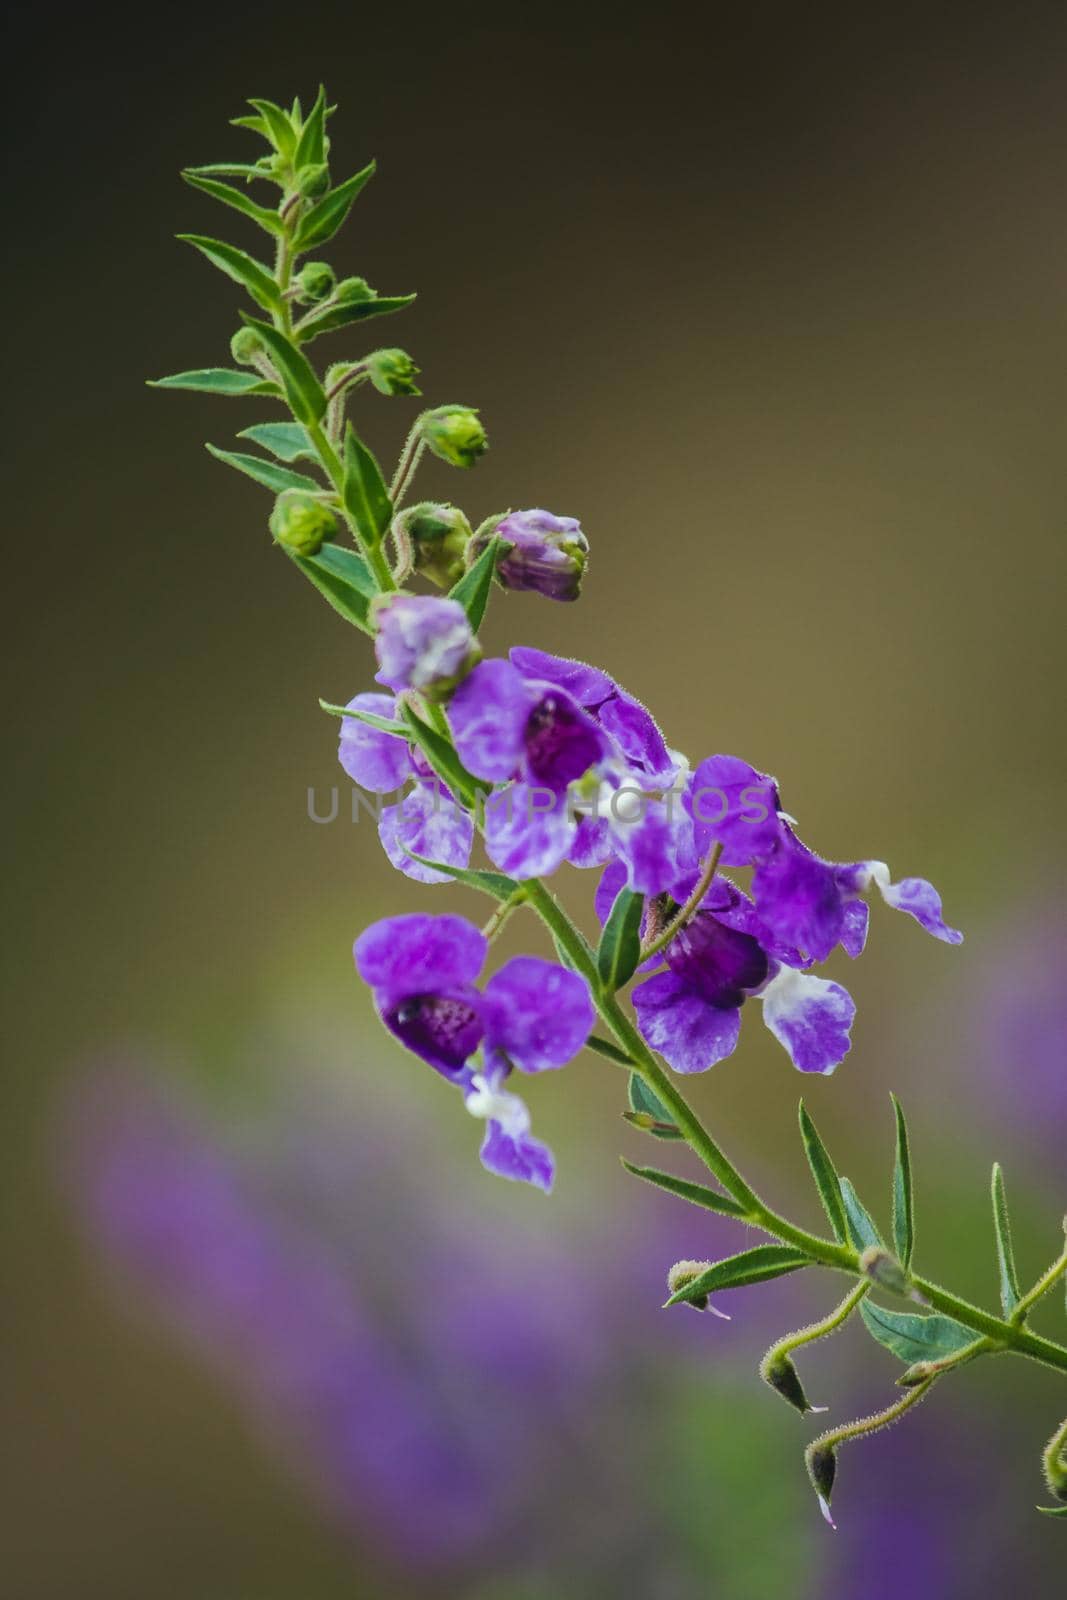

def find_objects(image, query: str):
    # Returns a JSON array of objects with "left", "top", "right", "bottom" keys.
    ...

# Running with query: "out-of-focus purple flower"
[
  {"left": 372, "top": 593, "right": 477, "bottom": 695},
  {"left": 354, "top": 912, "right": 594, "bottom": 1189},
  {"left": 478, "top": 509, "right": 589, "bottom": 601}
]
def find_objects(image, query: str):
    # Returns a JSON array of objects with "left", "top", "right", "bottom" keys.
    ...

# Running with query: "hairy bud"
[
  {"left": 296, "top": 162, "right": 330, "bottom": 198},
  {"left": 230, "top": 326, "right": 265, "bottom": 366},
  {"left": 366, "top": 348, "right": 421, "bottom": 397},
  {"left": 295, "top": 261, "right": 335, "bottom": 304},
  {"left": 420, "top": 405, "right": 488, "bottom": 469},
  {"left": 269, "top": 492, "right": 337, "bottom": 556},
  {"left": 393, "top": 502, "right": 472, "bottom": 588},
  {"left": 666, "top": 1259, "right": 712, "bottom": 1311},
  {"left": 806, "top": 1442, "right": 838, "bottom": 1527},
  {"left": 473, "top": 508, "right": 589, "bottom": 602},
  {"left": 859, "top": 1246, "right": 909, "bottom": 1295},
  {"left": 335, "top": 276, "right": 375, "bottom": 305},
  {"left": 760, "top": 1353, "right": 816, "bottom": 1415}
]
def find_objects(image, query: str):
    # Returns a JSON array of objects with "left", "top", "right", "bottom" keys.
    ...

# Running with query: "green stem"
[
  {"left": 1043, "top": 1415, "right": 1067, "bottom": 1499},
  {"left": 765, "top": 1282, "right": 870, "bottom": 1370},
  {"left": 638, "top": 842, "right": 723, "bottom": 965},
  {"left": 1011, "top": 1248, "right": 1067, "bottom": 1326}
]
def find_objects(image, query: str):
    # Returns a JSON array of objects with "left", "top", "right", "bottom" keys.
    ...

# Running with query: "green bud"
[
  {"left": 366, "top": 348, "right": 421, "bottom": 397},
  {"left": 296, "top": 162, "right": 330, "bottom": 198},
  {"left": 295, "top": 261, "right": 335, "bottom": 304},
  {"left": 393, "top": 502, "right": 472, "bottom": 588},
  {"left": 269, "top": 491, "right": 337, "bottom": 556},
  {"left": 760, "top": 1353, "right": 819, "bottom": 1415},
  {"left": 806, "top": 1442, "right": 837, "bottom": 1527},
  {"left": 230, "top": 326, "right": 265, "bottom": 365},
  {"left": 859, "top": 1246, "right": 909, "bottom": 1295},
  {"left": 335, "top": 276, "right": 375, "bottom": 305},
  {"left": 420, "top": 405, "right": 488, "bottom": 469},
  {"left": 666, "top": 1259, "right": 713, "bottom": 1312}
]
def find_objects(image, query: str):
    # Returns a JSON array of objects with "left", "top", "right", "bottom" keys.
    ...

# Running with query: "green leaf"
[
  {"left": 319, "top": 697, "right": 403, "bottom": 732},
  {"left": 295, "top": 292, "right": 416, "bottom": 343},
  {"left": 247, "top": 98, "right": 297, "bottom": 157},
  {"left": 991, "top": 1162, "right": 1022, "bottom": 1316},
  {"left": 177, "top": 234, "right": 281, "bottom": 313},
  {"left": 230, "top": 113, "right": 271, "bottom": 138},
  {"left": 584, "top": 1034, "right": 634, "bottom": 1067},
  {"left": 240, "top": 316, "right": 327, "bottom": 425},
  {"left": 305, "top": 543, "right": 377, "bottom": 600},
  {"left": 859, "top": 1299, "right": 974, "bottom": 1364},
  {"left": 891, "top": 1094, "right": 915, "bottom": 1270},
  {"left": 447, "top": 536, "right": 506, "bottom": 631},
  {"left": 182, "top": 171, "right": 282, "bottom": 234},
  {"left": 286, "top": 550, "right": 372, "bottom": 632},
  {"left": 622, "top": 1159, "right": 748, "bottom": 1219},
  {"left": 236, "top": 422, "right": 316, "bottom": 462},
  {"left": 1036, "top": 1505, "right": 1067, "bottom": 1518},
  {"left": 294, "top": 84, "right": 327, "bottom": 169},
  {"left": 400, "top": 858, "right": 520, "bottom": 902},
  {"left": 597, "top": 886, "right": 645, "bottom": 992},
  {"left": 840, "top": 1177, "right": 883, "bottom": 1252},
  {"left": 292, "top": 162, "right": 376, "bottom": 251},
  {"left": 205, "top": 443, "right": 322, "bottom": 495},
  {"left": 665, "top": 1246, "right": 812, "bottom": 1307},
  {"left": 342, "top": 424, "right": 392, "bottom": 550},
  {"left": 627, "top": 1073, "right": 684, "bottom": 1139},
  {"left": 147, "top": 368, "right": 281, "bottom": 398},
  {"left": 399, "top": 703, "right": 481, "bottom": 808},
  {"left": 184, "top": 161, "right": 276, "bottom": 183},
  {"left": 798, "top": 1102, "right": 848, "bottom": 1244}
]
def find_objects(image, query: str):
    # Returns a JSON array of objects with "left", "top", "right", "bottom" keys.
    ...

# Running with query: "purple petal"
[
  {"left": 521, "top": 688, "right": 608, "bottom": 792},
  {"left": 598, "top": 694, "right": 677, "bottom": 786},
  {"left": 354, "top": 913, "right": 487, "bottom": 998},
  {"left": 608, "top": 794, "right": 695, "bottom": 896},
  {"left": 594, "top": 860, "right": 629, "bottom": 926},
  {"left": 378, "top": 786, "right": 475, "bottom": 884},
  {"left": 482, "top": 957, "right": 594, "bottom": 1073},
  {"left": 373, "top": 595, "right": 475, "bottom": 694},
  {"left": 338, "top": 693, "right": 411, "bottom": 792},
  {"left": 448, "top": 659, "right": 532, "bottom": 783},
  {"left": 859, "top": 863, "right": 964, "bottom": 945},
  {"left": 632, "top": 971, "right": 742, "bottom": 1073},
  {"left": 483, "top": 784, "right": 576, "bottom": 879},
  {"left": 840, "top": 899, "right": 870, "bottom": 958},
  {"left": 509, "top": 646, "right": 614, "bottom": 707},
  {"left": 751, "top": 831, "right": 848, "bottom": 962},
  {"left": 684, "top": 754, "right": 782, "bottom": 867},
  {"left": 567, "top": 814, "right": 613, "bottom": 869},
  {"left": 382, "top": 987, "right": 486, "bottom": 1077},
  {"left": 666, "top": 911, "right": 770, "bottom": 1007},
  {"left": 478, "top": 1119, "right": 555, "bottom": 1192},
  {"left": 759, "top": 967, "right": 856, "bottom": 1075}
]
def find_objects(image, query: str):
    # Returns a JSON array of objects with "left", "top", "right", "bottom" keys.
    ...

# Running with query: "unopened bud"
[
  {"left": 474, "top": 508, "right": 589, "bottom": 602},
  {"left": 393, "top": 502, "right": 472, "bottom": 588},
  {"left": 806, "top": 1442, "right": 838, "bottom": 1528},
  {"left": 760, "top": 1353, "right": 820, "bottom": 1415},
  {"left": 859, "top": 1246, "right": 909, "bottom": 1295},
  {"left": 296, "top": 162, "right": 330, "bottom": 198},
  {"left": 335, "top": 276, "right": 376, "bottom": 305},
  {"left": 898, "top": 1360, "right": 936, "bottom": 1388},
  {"left": 295, "top": 261, "right": 335, "bottom": 304},
  {"left": 666, "top": 1259, "right": 712, "bottom": 1311},
  {"left": 269, "top": 491, "right": 337, "bottom": 556},
  {"left": 372, "top": 593, "right": 479, "bottom": 697},
  {"left": 420, "top": 405, "right": 488, "bottom": 469},
  {"left": 366, "top": 348, "right": 421, "bottom": 397},
  {"left": 230, "top": 326, "right": 264, "bottom": 365}
]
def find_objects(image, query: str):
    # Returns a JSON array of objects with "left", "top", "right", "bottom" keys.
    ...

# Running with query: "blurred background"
[{"left": 4, "top": 2, "right": 1066, "bottom": 1594}]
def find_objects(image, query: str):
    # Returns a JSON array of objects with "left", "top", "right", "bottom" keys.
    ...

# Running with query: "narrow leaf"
[
  {"left": 622, "top": 1159, "right": 748, "bottom": 1219},
  {"left": 448, "top": 536, "right": 506, "bottom": 631},
  {"left": 306, "top": 543, "right": 377, "bottom": 600},
  {"left": 292, "top": 162, "right": 376, "bottom": 251},
  {"left": 840, "top": 1178, "right": 883, "bottom": 1252},
  {"left": 1036, "top": 1505, "right": 1067, "bottom": 1518},
  {"left": 342, "top": 424, "right": 392, "bottom": 550},
  {"left": 665, "top": 1246, "right": 812, "bottom": 1306},
  {"left": 236, "top": 421, "right": 316, "bottom": 462},
  {"left": 177, "top": 234, "right": 281, "bottom": 313},
  {"left": 585, "top": 1034, "right": 633, "bottom": 1066},
  {"left": 147, "top": 368, "right": 281, "bottom": 397},
  {"left": 597, "top": 886, "right": 645, "bottom": 992},
  {"left": 859, "top": 1299, "right": 974, "bottom": 1364},
  {"left": 181, "top": 172, "right": 282, "bottom": 234},
  {"left": 627, "top": 1073, "right": 683, "bottom": 1139},
  {"left": 891, "top": 1093, "right": 915, "bottom": 1270},
  {"left": 185, "top": 161, "right": 275, "bottom": 183},
  {"left": 991, "top": 1163, "right": 1022, "bottom": 1316},
  {"left": 205, "top": 443, "right": 321, "bottom": 495},
  {"left": 247, "top": 98, "right": 297, "bottom": 157},
  {"left": 240, "top": 316, "right": 327, "bottom": 425},
  {"left": 398, "top": 703, "right": 480, "bottom": 808},
  {"left": 293, "top": 84, "right": 327, "bottom": 169},
  {"left": 319, "top": 699, "right": 403, "bottom": 733},
  {"left": 798, "top": 1102, "right": 848, "bottom": 1243},
  {"left": 230, "top": 114, "right": 270, "bottom": 137},
  {"left": 400, "top": 857, "right": 520, "bottom": 902},
  {"left": 287, "top": 550, "right": 373, "bottom": 632},
  {"left": 295, "top": 292, "right": 416, "bottom": 343}
]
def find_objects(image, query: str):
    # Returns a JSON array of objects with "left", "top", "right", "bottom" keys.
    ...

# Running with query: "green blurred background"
[{"left": 4, "top": 3, "right": 1066, "bottom": 1594}]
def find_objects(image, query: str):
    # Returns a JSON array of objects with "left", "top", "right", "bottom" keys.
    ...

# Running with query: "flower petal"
[
  {"left": 482, "top": 957, "right": 594, "bottom": 1073},
  {"left": 338, "top": 693, "right": 411, "bottom": 792},
  {"left": 759, "top": 966, "right": 855, "bottom": 1075},
  {"left": 509, "top": 646, "right": 614, "bottom": 707},
  {"left": 598, "top": 693, "right": 677, "bottom": 786},
  {"left": 483, "top": 784, "right": 576, "bottom": 879},
  {"left": 448, "top": 659, "right": 532, "bottom": 783},
  {"left": 608, "top": 794, "right": 696, "bottom": 896},
  {"left": 684, "top": 754, "right": 782, "bottom": 867},
  {"left": 378, "top": 786, "right": 475, "bottom": 884},
  {"left": 858, "top": 862, "right": 964, "bottom": 945},
  {"left": 354, "top": 913, "right": 487, "bottom": 997},
  {"left": 632, "top": 971, "right": 742, "bottom": 1073},
  {"left": 464, "top": 1072, "right": 554, "bottom": 1192}
]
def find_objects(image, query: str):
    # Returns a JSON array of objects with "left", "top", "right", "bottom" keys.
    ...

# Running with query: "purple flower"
[
  {"left": 372, "top": 593, "right": 477, "bottom": 695},
  {"left": 481, "top": 509, "right": 589, "bottom": 601},
  {"left": 353, "top": 912, "right": 594, "bottom": 1189},
  {"left": 338, "top": 692, "right": 473, "bottom": 884},
  {"left": 685, "top": 754, "right": 962, "bottom": 960}
]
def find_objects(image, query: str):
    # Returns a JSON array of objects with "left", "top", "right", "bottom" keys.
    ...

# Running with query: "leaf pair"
[{"left": 798, "top": 1096, "right": 914, "bottom": 1268}]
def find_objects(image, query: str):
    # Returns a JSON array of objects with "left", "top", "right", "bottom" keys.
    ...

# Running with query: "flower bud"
[
  {"left": 859, "top": 1246, "right": 909, "bottom": 1295},
  {"left": 393, "top": 502, "right": 472, "bottom": 588},
  {"left": 760, "top": 1353, "right": 816, "bottom": 1415},
  {"left": 474, "top": 508, "right": 589, "bottom": 602},
  {"left": 296, "top": 162, "right": 330, "bottom": 198},
  {"left": 366, "top": 348, "right": 421, "bottom": 397},
  {"left": 806, "top": 1442, "right": 838, "bottom": 1527},
  {"left": 666, "top": 1259, "right": 712, "bottom": 1311},
  {"left": 335, "top": 276, "right": 375, "bottom": 305},
  {"left": 420, "top": 405, "right": 488, "bottom": 469},
  {"left": 269, "top": 491, "right": 338, "bottom": 556},
  {"left": 372, "top": 593, "right": 479, "bottom": 697},
  {"left": 295, "top": 261, "right": 335, "bottom": 304},
  {"left": 230, "top": 326, "right": 265, "bottom": 365}
]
